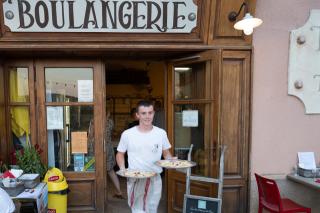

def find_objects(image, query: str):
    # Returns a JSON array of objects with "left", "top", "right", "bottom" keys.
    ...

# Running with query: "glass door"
[
  {"left": 166, "top": 51, "right": 220, "bottom": 212},
  {"left": 36, "top": 60, "right": 105, "bottom": 212}
]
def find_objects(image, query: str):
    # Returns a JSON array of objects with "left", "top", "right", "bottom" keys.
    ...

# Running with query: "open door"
[{"left": 166, "top": 50, "right": 220, "bottom": 212}]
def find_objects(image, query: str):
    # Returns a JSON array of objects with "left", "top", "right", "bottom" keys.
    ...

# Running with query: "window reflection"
[
  {"left": 47, "top": 106, "right": 94, "bottom": 172},
  {"left": 174, "top": 62, "right": 206, "bottom": 100},
  {"left": 11, "top": 107, "right": 31, "bottom": 150},
  {"left": 9, "top": 68, "right": 29, "bottom": 102},
  {"left": 45, "top": 68, "right": 93, "bottom": 102},
  {"left": 174, "top": 104, "right": 209, "bottom": 176}
]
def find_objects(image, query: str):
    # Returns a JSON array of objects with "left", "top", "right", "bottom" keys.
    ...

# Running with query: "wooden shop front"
[{"left": 0, "top": 0, "right": 254, "bottom": 212}]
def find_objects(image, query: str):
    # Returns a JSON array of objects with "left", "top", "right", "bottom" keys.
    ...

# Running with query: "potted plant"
[{"left": 15, "top": 144, "right": 47, "bottom": 179}]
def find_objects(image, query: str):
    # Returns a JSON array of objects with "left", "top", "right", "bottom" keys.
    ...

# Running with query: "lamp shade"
[{"left": 234, "top": 13, "right": 263, "bottom": 35}]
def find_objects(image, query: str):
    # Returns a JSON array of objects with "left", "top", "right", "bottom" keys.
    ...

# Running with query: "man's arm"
[
  {"left": 162, "top": 149, "right": 175, "bottom": 160},
  {"left": 116, "top": 151, "right": 126, "bottom": 170}
]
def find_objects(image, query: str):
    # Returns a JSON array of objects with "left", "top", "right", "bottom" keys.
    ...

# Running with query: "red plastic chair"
[{"left": 255, "top": 173, "right": 311, "bottom": 213}]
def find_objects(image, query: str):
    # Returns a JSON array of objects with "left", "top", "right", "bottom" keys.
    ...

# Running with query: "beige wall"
[
  {"left": 252, "top": 0, "right": 320, "bottom": 176},
  {"left": 250, "top": 2, "right": 320, "bottom": 211}
]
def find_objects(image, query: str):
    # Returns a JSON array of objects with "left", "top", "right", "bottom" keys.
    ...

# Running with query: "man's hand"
[{"left": 162, "top": 149, "right": 177, "bottom": 160}]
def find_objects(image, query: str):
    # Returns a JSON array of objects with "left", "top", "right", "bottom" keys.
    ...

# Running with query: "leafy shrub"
[{"left": 16, "top": 144, "right": 47, "bottom": 179}]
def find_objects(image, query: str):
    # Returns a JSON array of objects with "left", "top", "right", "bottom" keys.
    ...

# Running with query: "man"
[{"left": 116, "top": 100, "right": 173, "bottom": 213}]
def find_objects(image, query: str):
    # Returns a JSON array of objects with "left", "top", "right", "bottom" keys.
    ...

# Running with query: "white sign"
[
  {"left": 182, "top": 110, "right": 198, "bottom": 127},
  {"left": 46, "top": 106, "right": 64, "bottom": 130},
  {"left": 3, "top": 0, "right": 197, "bottom": 33},
  {"left": 288, "top": 10, "right": 320, "bottom": 114},
  {"left": 298, "top": 152, "right": 316, "bottom": 170},
  {"left": 78, "top": 80, "right": 93, "bottom": 102}
]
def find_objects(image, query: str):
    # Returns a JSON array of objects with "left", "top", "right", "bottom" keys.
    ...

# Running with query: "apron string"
[
  {"left": 143, "top": 178, "right": 151, "bottom": 211},
  {"left": 130, "top": 180, "right": 138, "bottom": 208}
]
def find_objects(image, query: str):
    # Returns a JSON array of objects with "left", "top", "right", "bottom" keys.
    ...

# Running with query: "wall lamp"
[{"left": 228, "top": 2, "right": 262, "bottom": 35}]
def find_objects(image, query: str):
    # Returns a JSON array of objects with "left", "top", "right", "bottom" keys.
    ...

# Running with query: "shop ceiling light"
[
  {"left": 228, "top": 2, "right": 262, "bottom": 35},
  {"left": 174, "top": 67, "right": 192, "bottom": 72}
]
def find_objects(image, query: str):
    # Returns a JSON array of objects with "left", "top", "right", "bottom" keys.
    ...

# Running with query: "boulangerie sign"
[{"left": 3, "top": 0, "right": 198, "bottom": 33}]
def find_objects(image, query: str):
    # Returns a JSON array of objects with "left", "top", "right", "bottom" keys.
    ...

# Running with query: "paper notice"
[
  {"left": 71, "top": 131, "right": 88, "bottom": 154},
  {"left": 298, "top": 152, "right": 316, "bottom": 170},
  {"left": 182, "top": 110, "right": 198, "bottom": 127},
  {"left": 78, "top": 80, "right": 93, "bottom": 102},
  {"left": 47, "top": 107, "right": 64, "bottom": 130}
]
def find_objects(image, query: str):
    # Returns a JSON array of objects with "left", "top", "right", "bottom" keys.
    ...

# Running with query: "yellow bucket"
[{"left": 44, "top": 168, "right": 69, "bottom": 213}]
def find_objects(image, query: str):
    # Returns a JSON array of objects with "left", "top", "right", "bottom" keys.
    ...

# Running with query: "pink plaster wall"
[{"left": 252, "top": 0, "right": 320, "bottom": 176}]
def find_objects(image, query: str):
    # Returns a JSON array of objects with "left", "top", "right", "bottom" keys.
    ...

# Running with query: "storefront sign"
[
  {"left": 288, "top": 10, "right": 320, "bottom": 114},
  {"left": 3, "top": 0, "right": 198, "bottom": 33},
  {"left": 183, "top": 194, "right": 220, "bottom": 213}
]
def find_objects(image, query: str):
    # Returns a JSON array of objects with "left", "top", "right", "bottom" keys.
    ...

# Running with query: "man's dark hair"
[{"left": 136, "top": 100, "right": 154, "bottom": 110}]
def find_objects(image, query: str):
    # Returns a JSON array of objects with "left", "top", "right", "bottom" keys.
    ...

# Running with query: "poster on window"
[
  {"left": 46, "top": 107, "right": 64, "bottom": 130},
  {"left": 182, "top": 110, "right": 198, "bottom": 127},
  {"left": 78, "top": 80, "right": 93, "bottom": 102},
  {"left": 71, "top": 131, "right": 88, "bottom": 154}
]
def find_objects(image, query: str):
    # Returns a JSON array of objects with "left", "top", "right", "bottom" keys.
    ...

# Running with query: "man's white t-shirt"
[
  {"left": 0, "top": 188, "right": 15, "bottom": 213},
  {"left": 117, "top": 126, "right": 171, "bottom": 174}
]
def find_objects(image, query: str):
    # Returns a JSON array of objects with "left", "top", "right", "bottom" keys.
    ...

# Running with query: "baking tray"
[
  {"left": 156, "top": 159, "right": 197, "bottom": 169},
  {"left": 116, "top": 170, "right": 156, "bottom": 179}
]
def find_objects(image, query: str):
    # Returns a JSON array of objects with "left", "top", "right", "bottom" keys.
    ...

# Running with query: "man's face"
[{"left": 136, "top": 105, "right": 155, "bottom": 127}]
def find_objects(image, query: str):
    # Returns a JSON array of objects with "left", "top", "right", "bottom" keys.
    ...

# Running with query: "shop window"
[
  {"left": 45, "top": 68, "right": 93, "bottom": 103},
  {"left": 8, "top": 67, "right": 32, "bottom": 164},
  {"left": 45, "top": 67, "right": 95, "bottom": 172},
  {"left": 10, "top": 106, "right": 31, "bottom": 150},
  {"left": 9, "top": 68, "right": 29, "bottom": 102},
  {"left": 46, "top": 106, "right": 94, "bottom": 172},
  {"left": 174, "top": 63, "right": 206, "bottom": 100},
  {"left": 174, "top": 104, "right": 210, "bottom": 177}
]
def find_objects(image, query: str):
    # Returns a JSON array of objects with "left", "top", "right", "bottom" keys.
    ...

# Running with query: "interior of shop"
[{"left": 104, "top": 60, "right": 166, "bottom": 212}]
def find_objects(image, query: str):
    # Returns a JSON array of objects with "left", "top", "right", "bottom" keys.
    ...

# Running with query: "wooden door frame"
[
  {"left": 166, "top": 50, "right": 221, "bottom": 212},
  {"left": 2, "top": 60, "right": 36, "bottom": 163},
  {"left": 35, "top": 59, "right": 106, "bottom": 212}
]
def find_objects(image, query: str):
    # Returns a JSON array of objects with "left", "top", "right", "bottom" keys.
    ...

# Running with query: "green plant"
[{"left": 15, "top": 144, "right": 47, "bottom": 179}]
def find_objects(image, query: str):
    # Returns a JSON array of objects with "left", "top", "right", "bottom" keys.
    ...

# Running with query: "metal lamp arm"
[{"left": 228, "top": 2, "right": 248, "bottom": 22}]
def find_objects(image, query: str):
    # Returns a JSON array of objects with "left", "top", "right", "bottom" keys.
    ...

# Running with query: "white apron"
[{"left": 127, "top": 174, "right": 162, "bottom": 213}]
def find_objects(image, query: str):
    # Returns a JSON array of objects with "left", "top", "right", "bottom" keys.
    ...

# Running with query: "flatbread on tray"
[
  {"left": 116, "top": 170, "right": 156, "bottom": 178},
  {"left": 156, "top": 159, "right": 196, "bottom": 169}
]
